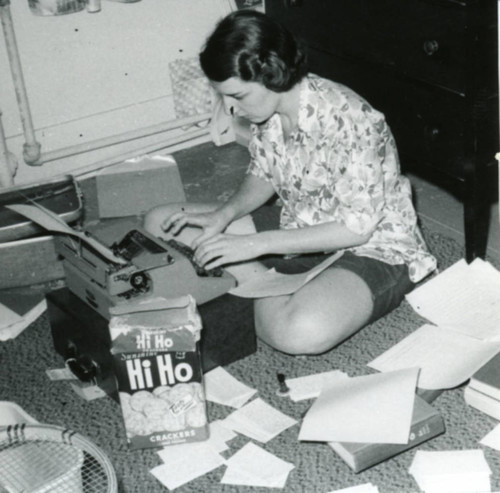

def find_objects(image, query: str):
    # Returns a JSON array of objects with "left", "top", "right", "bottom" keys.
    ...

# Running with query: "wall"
[{"left": 0, "top": 0, "right": 233, "bottom": 185}]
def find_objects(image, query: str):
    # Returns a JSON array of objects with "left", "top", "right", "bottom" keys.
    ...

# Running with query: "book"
[
  {"left": 467, "top": 351, "right": 500, "bottom": 401},
  {"left": 464, "top": 386, "right": 500, "bottom": 421},
  {"left": 0, "top": 289, "right": 47, "bottom": 341},
  {"left": 328, "top": 395, "right": 445, "bottom": 473}
]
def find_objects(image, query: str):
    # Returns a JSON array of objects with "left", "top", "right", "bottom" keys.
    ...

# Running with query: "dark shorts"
[{"left": 251, "top": 205, "right": 415, "bottom": 324}]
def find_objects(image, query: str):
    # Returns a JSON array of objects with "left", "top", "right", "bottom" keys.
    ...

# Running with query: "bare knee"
[{"left": 255, "top": 302, "right": 356, "bottom": 356}]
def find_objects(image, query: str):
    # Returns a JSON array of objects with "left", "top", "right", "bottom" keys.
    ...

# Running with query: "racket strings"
[
  {"left": 0, "top": 438, "right": 83, "bottom": 492},
  {"left": 0, "top": 426, "right": 117, "bottom": 493}
]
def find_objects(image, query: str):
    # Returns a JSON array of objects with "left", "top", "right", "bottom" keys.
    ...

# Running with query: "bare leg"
[
  {"left": 254, "top": 267, "right": 374, "bottom": 355},
  {"left": 143, "top": 202, "right": 268, "bottom": 284}
]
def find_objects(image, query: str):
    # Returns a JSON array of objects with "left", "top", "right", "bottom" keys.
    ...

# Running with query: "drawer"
[
  {"left": 306, "top": 49, "right": 498, "bottom": 184},
  {"left": 267, "top": 0, "right": 495, "bottom": 95}
]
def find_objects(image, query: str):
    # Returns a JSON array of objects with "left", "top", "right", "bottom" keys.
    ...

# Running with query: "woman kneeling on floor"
[{"left": 144, "top": 10, "right": 437, "bottom": 356}]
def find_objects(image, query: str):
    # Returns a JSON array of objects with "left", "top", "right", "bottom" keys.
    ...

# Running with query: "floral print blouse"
[{"left": 247, "top": 74, "right": 437, "bottom": 282}]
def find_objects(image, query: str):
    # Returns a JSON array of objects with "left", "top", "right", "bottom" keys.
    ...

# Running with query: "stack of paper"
[
  {"left": 221, "top": 398, "right": 297, "bottom": 442},
  {"left": 409, "top": 450, "right": 492, "bottom": 493},
  {"left": 0, "top": 289, "right": 46, "bottom": 341},
  {"left": 221, "top": 442, "right": 294, "bottom": 488},
  {"left": 203, "top": 367, "right": 257, "bottom": 408}
]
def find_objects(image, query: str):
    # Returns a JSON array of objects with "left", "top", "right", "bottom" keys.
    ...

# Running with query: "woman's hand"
[
  {"left": 162, "top": 209, "right": 231, "bottom": 248},
  {"left": 194, "top": 233, "right": 263, "bottom": 270}
]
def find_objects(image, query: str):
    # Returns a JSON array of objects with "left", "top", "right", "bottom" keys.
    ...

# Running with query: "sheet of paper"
[
  {"left": 406, "top": 259, "right": 500, "bottom": 340},
  {"left": 299, "top": 368, "right": 419, "bottom": 444},
  {"left": 286, "top": 370, "right": 349, "bottom": 401},
  {"left": 208, "top": 420, "right": 238, "bottom": 452},
  {"left": 221, "top": 397, "right": 297, "bottom": 443},
  {"left": 0, "top": 298, "right": 47, "bottom": 342},
  {"left": 204, "top": 367, "right": 257, "bottom": 408},
  {"left": 6, "top": 203, "right": 126, "bottom": 265},
  {"left": 327, "top": 484, "right": 380, "bottom": 493},
  {"left": 0, "top": 320, "right": 33, "bottom": 341},
  {"left": 410, "top": 449, "right": 492, "bottom": 477},
  {"left": 156, "top": 420, "right": 235, "bottom": 461},
  {"left": 221, "top": 442, "right": 295, "bottom": 488},
  {"left": 229, "top": 251, "right": 343, "bottom": 298},
  {"left": 368, "top": 324, "right": 500, "bottom": 390},
  {"left": 0, "top": 303, "right": 23, "bottom": 329},
  {"left": 409, "top": 449, "right": 492, "bottom": 493},
  {"left": 151, "top": 442, "right": 225, "bottom": 490},
  {"left": 480, "top": 423, "right": 500, "bottom": 451}
]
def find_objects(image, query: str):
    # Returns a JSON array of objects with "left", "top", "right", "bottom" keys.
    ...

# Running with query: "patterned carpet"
[{"left": 1, "top": 142, "right": 500, "bottom": 492}]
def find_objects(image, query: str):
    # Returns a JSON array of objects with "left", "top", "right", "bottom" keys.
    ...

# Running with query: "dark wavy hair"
[{"left": 199, "top": 10, "right": 308, "bottom": 92}]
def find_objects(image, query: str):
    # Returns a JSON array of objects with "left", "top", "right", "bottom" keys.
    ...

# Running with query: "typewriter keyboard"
[{"left": 166, "top": 239, "right": 225, "bottom": 278}]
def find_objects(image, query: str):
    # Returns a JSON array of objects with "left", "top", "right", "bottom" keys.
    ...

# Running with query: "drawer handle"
[
  {"left": 423, "top": 40, "right": 439, "bottom": 56},
  {"left": 424, "top": 125, "right": 440, "bottom": 142}
]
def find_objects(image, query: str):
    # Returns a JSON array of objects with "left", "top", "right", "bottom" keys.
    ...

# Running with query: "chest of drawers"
[{"left": 267, "top": 0, "right": 499, "bottom": 261}]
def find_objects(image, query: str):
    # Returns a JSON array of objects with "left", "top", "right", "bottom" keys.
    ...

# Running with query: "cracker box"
[{"left": 108, "top": 295, "right": 208, "bottom": 450}]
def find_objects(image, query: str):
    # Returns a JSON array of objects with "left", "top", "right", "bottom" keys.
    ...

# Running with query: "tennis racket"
[{"left": 0, "top": 423, "right": 118, "bottom": 493}]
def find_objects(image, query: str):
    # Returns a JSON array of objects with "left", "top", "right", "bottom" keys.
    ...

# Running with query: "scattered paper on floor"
[
  {"left": 207, "top": 420, "right": 238, "bottom": 452},
  {"left": 221, "top": 442, "right": 294, "bottom": 488},
  {"left": 368, "top": 324, "right": 500, "bottom": 390},
  {"left": 409, "top": 449, "right": 492, "bottom": 493},
  {"left": 151, "top": 441, "right": 225, "bottom": 490},
  {"left": 480, "top": 423, "right": 500, "bottom": 451},
  {"left": 286, "top": 370, "right": 349, "bottom": 401},
  {"left": 204, "top": 367, "right": 257, "bottom": 408},
  {"left": 406, "top": 258, "right": 500, "bottom": 340},
  {"left": 299, "top": 368, "right": 419, "bottom": 444},
  {"left": 221, "top": 397, "right": 297, "bottom": 443}
]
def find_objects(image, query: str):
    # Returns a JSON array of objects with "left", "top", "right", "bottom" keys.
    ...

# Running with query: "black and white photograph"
[{"left": 0, "top": 1, "right": 499, "bottom": 492}]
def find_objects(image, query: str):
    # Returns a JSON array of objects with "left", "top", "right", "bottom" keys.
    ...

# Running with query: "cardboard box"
[
  {"left": 109, "top": 295, "right": 208, "bottom": 450},
  {"left": 94, "top": 154, "right": 186, "bottom": 219}
]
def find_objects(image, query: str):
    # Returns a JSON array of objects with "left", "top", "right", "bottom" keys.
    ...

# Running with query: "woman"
[{"left": 144, "top": 10, "right": 436, "bottom": 355}]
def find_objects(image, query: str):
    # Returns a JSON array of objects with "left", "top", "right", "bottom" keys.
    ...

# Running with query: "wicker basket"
[{"left": 28, "top": 0, "right": 86, "bottom": 15}]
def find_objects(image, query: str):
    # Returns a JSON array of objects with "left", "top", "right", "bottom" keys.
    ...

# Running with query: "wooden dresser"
[{"left": 266, "top": 0, "right": 499, "bottom": 261}]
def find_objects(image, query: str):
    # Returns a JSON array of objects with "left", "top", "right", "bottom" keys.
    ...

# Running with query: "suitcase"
[{"left": 47, "top": 287, "right": 256, "bottom": 399}]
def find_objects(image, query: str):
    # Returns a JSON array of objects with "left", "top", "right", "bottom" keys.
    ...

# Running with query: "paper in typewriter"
[{"left": 6, "top": 203, "right": 126, "bottom": 265}]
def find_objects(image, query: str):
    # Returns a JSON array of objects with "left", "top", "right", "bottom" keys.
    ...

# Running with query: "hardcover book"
[
  {"left": 468, "top": 351, "right": 500, "bottom": 401},
  {"left": 328, "top": 395, "right": 445, "bottom": 473}
]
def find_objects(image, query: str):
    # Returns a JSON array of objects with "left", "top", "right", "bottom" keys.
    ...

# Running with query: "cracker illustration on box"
[{"left": 109, "top": 295, "right": 208, "bottom": 449}]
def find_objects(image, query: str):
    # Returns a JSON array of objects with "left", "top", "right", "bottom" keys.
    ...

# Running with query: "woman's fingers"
[
  {"left": 194, "top": 234, "right": 251, "bottom": 268},
  {"left": 161, "top": 212, "right": 185, "bottom": 233},
  {"left": 202, "top": 255, "right": 225, "bottom": 271},
  {"left": 194, "top": 235, "right": 225, "bottom": 264},
  {"left": 162, "top": 212, "right": 207, "bottom": 235}
]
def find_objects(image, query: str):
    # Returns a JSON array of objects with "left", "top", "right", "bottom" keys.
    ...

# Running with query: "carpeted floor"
[{"left": 1, "top": 142, "right": 500, "bottom": 493}]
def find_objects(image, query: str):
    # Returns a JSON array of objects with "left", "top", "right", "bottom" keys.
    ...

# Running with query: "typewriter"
[{"left": 55, "top": 217, "right": 237, "bottom": 319}]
